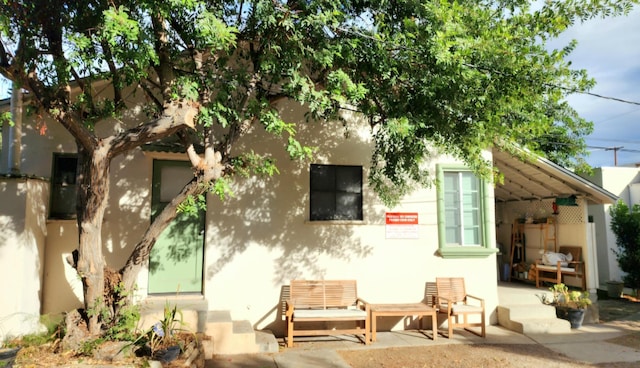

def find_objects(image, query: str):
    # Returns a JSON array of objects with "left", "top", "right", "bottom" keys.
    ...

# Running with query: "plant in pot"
[
  {"left": 131, "top": 304, "right": 186, "bottom": 363},
  {"left": 606, "top": 280, "right": 624, "bottom": 299},
  {"left": 546, "top": 283, "right": 592, "bottom": 328}
]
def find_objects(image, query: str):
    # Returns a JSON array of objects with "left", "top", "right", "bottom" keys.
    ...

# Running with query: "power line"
[
  {"left": 589, "top": 137, "right": 640, "bottom": 145},
  {"left": 592, "top": 107, "right": 640, "bottom": 124}
]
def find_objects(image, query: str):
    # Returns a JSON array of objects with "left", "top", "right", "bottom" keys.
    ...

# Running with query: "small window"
[
  {"left": 50, "top": 154, "right": 78, "bottom": 219},
  {"left": 436, "top": 164, "right": 497, "bottom": 258},
  {"left": 310, "top": 164, "right": 363, "bottom": 221}
]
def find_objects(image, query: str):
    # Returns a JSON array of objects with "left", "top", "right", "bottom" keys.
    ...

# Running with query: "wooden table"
[{"left": 370, "top": 303, "right": 438, "bottom": 342}]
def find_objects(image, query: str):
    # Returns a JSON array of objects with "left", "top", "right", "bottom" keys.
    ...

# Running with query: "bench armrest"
[
  {"left": 285, "top": 300, "right": 294, "bottom": 317},
  {"left": 356, "top": 298, "right": 370, "bottom": 313}
]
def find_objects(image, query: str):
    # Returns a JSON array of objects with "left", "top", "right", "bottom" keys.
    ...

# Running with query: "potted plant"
[
  {"left": 606, "top": 280, "right": 625, "bottom": 299},
  {"left": 0, "top": 346, "right": 21, "bottom": 368},
  {"left": 546, "top": 283, "right": 592, "bottom": 328},
  {"left": 131, "top": 304, "right": 185, "bottom": 363}
]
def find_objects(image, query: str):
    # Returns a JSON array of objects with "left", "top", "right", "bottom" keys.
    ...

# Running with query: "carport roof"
[{"left": 492, "top": 149, "right": 617, "bottom": 205}]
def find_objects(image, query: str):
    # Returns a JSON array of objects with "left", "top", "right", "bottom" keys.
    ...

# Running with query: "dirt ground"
[{"left": 339, "top": 297, "right": 640, "bottom": 368}]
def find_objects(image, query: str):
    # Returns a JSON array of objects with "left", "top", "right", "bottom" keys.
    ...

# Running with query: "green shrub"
[{"left": 609, "top": 200, "right": 640, "bottom": 292}]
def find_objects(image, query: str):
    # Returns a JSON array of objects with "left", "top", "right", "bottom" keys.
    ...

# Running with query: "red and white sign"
[{"left": 385, "top": 212, "right": 419, "bottom": 239}]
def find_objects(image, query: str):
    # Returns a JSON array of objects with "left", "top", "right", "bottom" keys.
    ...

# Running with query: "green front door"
[{"left": 148, "top": 160, "right": 204, "bottom": 294}]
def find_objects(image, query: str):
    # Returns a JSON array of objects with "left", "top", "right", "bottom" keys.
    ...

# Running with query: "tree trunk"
[
  {"left": 120, "top": 177, "right": 206, "bottom": 291},
  {"left": 76, "top": 144, "right": 110, "bottom": 335}
]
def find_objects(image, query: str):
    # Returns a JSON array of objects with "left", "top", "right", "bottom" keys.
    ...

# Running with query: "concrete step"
[
  {"left": 256, "top": 330, "right": 279, "bottom": 353},
  {"left": 498, "top": 286, "right": 553, "bottom": 306},
  {"left": 517, "top": 318, "right": 571, "bottom": 334},
  {"left": 497, "top": 304, "right": 571, "bottom": 335},
  {"left": 204, "top": 310, "right": 278, "bottom": 356},
  {"left": 500, "top": 304, "right": 558, "bottom": 320}
]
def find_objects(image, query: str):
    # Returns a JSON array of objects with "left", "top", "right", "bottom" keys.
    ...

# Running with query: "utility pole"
[{"left": 605, "top": 146, "right": 623, "bottom": 166}]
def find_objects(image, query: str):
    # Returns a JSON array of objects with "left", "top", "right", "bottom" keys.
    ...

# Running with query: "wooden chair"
[{"left": 434, "top": 277, "right": 485, "bottom": 338}]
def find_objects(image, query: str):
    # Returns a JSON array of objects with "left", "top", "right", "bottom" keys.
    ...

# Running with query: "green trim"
[
  {"left": 438, "top": 246, "right": 498, "bottom": 259},
  {"left": 436, "top": 164, "right": 497, "bottom": 259}
]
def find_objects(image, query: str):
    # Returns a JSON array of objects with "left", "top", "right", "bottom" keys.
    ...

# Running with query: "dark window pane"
[
  {"left": 50, "top": 154, "right": 78, "bottom": 219},
  {"left": 310, "top": 164, "right": 335, "bottom": 191},
  {"left": 310, "top": 164, "right": 362, "bottom": 221},
  {"left": 336, "top": 166, "right": 362, "bottom": 193},
  {"left": 336, "top": 193, "right": 362, "bottom": 220},
  {"left": 310, "top": 191, "right": 336, "bottom": 220}
]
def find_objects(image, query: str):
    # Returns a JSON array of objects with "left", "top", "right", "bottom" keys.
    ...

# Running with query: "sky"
[
  {"left": 549, "top": 6, "right": 640, "bottom": 168},
  {"left": 1, "top": 5, "right": 639, "bottom": 169}
]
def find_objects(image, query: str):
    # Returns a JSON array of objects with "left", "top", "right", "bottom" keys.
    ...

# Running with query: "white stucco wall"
[
  {"left": 194, "top": 105, "right": 499, "bottom": 336},
  {"left": 42, "top": 150, "right": 152, "bottom": 315},
  {"left": 10, "top": 95, "right": 499, "bottom": 337},
  {"left": 0, "top": 178, "right": 48, "bottom": 341},
  {"left": 585, "top": 167, "right": 640, "bottom": 285}
]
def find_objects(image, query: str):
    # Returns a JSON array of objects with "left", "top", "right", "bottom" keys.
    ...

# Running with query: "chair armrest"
[
  {"left": 436, "top": 295, "right": 454, "bottom": 313},
  {"left": 466, "top": 294, "right": 485, "bottom": 307}
]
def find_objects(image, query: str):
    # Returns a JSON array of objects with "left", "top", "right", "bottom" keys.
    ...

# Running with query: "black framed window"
[
  {"left": 310, "top": 164, "right": 362, "bottom": 221},
  {"left": 50, "top": 154, "right": 78, "bottom": 219}
]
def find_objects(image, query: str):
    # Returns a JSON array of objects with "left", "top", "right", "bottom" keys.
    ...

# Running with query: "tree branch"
[
  {"left": 100, "top": 40, "right": 123, "bottom": 108},
  {"left": 108, "top": 100, "right": 198, "bottom": 157}
]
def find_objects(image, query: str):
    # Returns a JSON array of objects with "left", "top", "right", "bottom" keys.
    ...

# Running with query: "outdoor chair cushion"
[
  {"left": 438, "top": 303, "right": 484, "bottom": 314},
  {"left": 542, "top": 251, "right": 573, "bottom": 267}
]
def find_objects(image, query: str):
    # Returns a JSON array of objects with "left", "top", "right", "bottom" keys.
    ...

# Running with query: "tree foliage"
[
  {"left": 609, "top": 200, "right": 640, "bottom": 292},
  {"left": 0, "top": 0, "right": 637, "bottom": 335}
]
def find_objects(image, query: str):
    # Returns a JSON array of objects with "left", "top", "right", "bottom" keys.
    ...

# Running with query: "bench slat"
[{"left": 290, "top": 280, "right": 358, "bottom": 309}]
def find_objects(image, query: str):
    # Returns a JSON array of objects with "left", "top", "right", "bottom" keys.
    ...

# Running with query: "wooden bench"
[
  {"left": 285, "top": 280, "right": 370, "bottom": 347},
  {"left": 532, "top": 245, "right": 586, "bottom": 290}
]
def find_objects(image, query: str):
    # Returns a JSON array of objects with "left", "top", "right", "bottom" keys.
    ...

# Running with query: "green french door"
[{"left": 148, "top": 160, "right": 205, "bottom": 294}]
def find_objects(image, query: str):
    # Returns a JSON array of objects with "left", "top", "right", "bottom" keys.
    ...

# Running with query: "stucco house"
[{"left": 0, "top": 89, "right": 617, "bottom": 346}]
